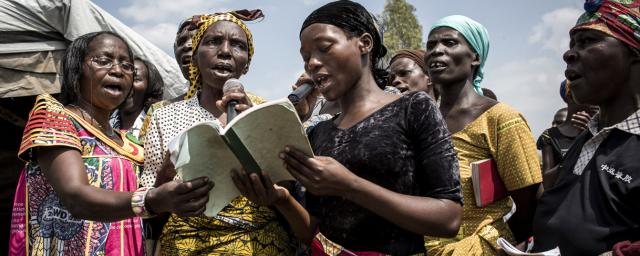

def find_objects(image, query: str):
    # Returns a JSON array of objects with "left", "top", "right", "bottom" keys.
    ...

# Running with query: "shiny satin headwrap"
[
  {"left": 300, "top": 0, "right": 389, "bottom": 87},
  {"left": 560, "top": 80, "right": 570, "bottom": 103},
  {"left": 390, "top": 49, "right": 427, "bottom": 72},
  {"left": 572, "top": 0, "right": 640, "bottom": 50},
  {"left": 430, "top": 15, "right": 490, "bottom": 95},
  {"left": 185, "top": 10, "right": 264, "bottom": 100}
]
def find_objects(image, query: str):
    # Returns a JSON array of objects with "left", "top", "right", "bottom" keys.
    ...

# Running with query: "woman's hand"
[
  {"left": 216, "top": 86, "right": 253, "bottom": 113},
  {"left": 231, "top": 169, "right": 291, "bottom": 206},
  {"left": 146, "top": 177, "right": 214, "bottom": 217},
  {"left": 571, "top": 111, "right": 592, "bottom": 131},
  {"left": 280, "top": 146, "right": 359, "bottom": 197},
  {"left": 291, "top": 73, "right": 320, "bottom": 121},
  {"left": 154, "top": 151, "right": 177, "bottom": 187}
]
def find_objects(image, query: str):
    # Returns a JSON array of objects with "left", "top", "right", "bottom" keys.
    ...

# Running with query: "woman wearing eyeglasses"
[{"left": 8, "top": 31, "right": 213, "bottom": 256}]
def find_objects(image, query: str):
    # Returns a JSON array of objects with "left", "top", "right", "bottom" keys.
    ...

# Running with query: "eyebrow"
[{"left": 93, "top": 50, "right": 131, "bottom": 61}]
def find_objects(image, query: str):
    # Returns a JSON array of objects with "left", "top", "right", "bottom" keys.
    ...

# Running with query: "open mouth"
[
  {"left": 313, "top": 74, "right": 330, "bottom": 90},
  {"left": 180, "top": 55, "right": 192, "bottom": 67},
  {"left": 212, "top": 62, "right": 234, "bottom": 75},
  {"left": 428, "top": 60, "right": 448, "bottom": 72},
  {"left": 104, "top": 83, "right": 123, "bottom": 95}
]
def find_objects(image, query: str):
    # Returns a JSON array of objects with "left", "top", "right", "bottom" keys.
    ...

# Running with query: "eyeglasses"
[{"left": 89, "top": 56, "right": 135, "bottom": 74}]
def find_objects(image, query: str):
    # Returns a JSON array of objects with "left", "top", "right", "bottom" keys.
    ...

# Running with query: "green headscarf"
[{"left": 430, "top": 15, "right": 490, "bottom": 95}]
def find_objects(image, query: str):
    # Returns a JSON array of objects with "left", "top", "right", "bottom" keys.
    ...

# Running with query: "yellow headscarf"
[{"left": 185, "top": 10, "right": 263, "bottom": 100}]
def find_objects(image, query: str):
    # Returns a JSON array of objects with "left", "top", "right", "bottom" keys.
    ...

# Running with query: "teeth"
[{"left": 430, "top": 62, "right": 445, "bottom": 68}]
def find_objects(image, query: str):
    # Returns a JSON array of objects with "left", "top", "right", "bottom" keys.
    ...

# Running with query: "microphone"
[
  {"left": 288, "top": 82, "right": 315, "bottom": 105},
  {"left": 223, "top": 78, "right": 244, "bottom": 122}
]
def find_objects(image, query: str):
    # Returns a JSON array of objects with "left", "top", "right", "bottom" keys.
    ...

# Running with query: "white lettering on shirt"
[{"left": 601, "top": 164, "right": 633, "bottom": 184}]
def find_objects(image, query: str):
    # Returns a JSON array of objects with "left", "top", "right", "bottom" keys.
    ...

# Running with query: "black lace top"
[{"left": 307, "top": 91, "right": 462, "bottom": 255}]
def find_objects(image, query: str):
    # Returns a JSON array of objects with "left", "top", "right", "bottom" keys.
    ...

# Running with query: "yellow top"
[{"left": 426, "top": 103, "right": 542, "bottom": 256}]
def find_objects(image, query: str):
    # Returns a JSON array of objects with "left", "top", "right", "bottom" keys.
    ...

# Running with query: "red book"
[{"left": 471, "top": 159, "right": 507, "bottom": 207}]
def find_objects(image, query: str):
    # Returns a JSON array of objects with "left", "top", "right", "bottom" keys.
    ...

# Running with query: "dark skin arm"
[
  {"left": 231, "top": 170, "right": 316, "bottom": 243},
  {"left": 282, "top": 146, "right": 462, "bottom": 238},
  {"left": 541, "top": 144, "right": 557, "bottom": 174},
  {"left": 39, "top": 147, "right": 214, "bottom": 222},
  {"left": 540, "top": 144, "right": 561, "bottom": 190}
]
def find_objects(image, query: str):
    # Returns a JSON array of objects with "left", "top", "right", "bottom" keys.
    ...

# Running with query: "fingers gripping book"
[{"left": 167, "top": 98, "right": 314, "bottom": 217}]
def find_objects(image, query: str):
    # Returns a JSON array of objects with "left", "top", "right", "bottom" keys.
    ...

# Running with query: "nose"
[
  {"left": 306, "top": 54, "right": 322, "bottom": 73},
  {"left": 432, "top": 43, "right": 445, "bottom": 56},
  {"left": 217, "top": 40, "right": 231, "bottom": 58},
  {"left": 425, "top": 44, "right": 443, "bottom": 64},
  {"left": 108, "top": 62, "right": 124, "bottom": 78},
  {"left": 563, "top": 48, "right": 577, "bottom": 64},
  {"left": 391, "top": 75, "right": 404, "bottom": 87}
]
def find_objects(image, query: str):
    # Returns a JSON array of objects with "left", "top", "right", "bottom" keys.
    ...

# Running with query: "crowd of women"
[{"left": 8, "top": 0, "right": 640, "bottom": 255}]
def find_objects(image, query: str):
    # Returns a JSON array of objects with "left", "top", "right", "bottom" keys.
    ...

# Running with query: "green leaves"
[{"left": 381, "top": 0, "right": 424, "bottom": 60}]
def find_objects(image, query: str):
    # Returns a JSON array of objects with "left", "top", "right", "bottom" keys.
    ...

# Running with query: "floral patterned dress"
[{"left": 9, "top": 94, "right": 145, "bottom": 256}]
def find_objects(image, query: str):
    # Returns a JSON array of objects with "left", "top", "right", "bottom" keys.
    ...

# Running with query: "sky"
[{"left": 92, "top": 0, "right": 586, "bottom": 138}]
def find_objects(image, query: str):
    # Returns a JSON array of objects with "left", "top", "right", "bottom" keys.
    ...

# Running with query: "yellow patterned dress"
[{"left": 426, "top": 103, "right": 542, "bottom": 256}]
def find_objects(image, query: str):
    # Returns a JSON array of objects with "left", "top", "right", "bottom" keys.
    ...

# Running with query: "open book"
[
  {"left": 471, "top": 159, "right": 507, "bottom": 207},
  {"left": 168, "top": 98, "right": 314, "bottom": 217}
]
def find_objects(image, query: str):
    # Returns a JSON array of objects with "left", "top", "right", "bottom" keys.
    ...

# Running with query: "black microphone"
[
  {"left": 288, "top": 82, "right": 315, "bottom": 105},
  {"left": 223, "top": 78, "right": 244, "bottom": 122}
]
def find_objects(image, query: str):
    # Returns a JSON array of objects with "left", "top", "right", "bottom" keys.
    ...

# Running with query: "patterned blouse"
[
  {"left": 143, "top": 94, "right": 297, "bottom": 255},
  {"left": 110, "top": 109, "right": 147, "bottom": 143},
  {"left": 11, "top": 94, "right": 145, "bottom": 256},
  {"left": 426, "top": 103, "right": 542, "bottom": 256}
]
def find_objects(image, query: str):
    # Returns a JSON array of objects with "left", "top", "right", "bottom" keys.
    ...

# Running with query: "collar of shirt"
[
  {"left": 587, "top": 109, "right": 640, "bottom": 137},
  {"left": 573, "top": 108, "right": 640, "bottom": 175}
]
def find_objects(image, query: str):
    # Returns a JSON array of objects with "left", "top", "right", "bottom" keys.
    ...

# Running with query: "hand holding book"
[
  {"left": 280, "top": 146, "right": 361, "bottom": 197},
  {"left": 231, "top": 169, "right": 292, "bottom": 206}
]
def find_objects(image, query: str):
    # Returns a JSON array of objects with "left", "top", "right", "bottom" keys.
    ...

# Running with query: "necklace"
[{"left": 69, "top": 104, "right": 117, "bottom": 138}]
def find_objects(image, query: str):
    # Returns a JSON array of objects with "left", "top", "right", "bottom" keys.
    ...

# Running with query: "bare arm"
[
  {"left": 273, "top": 193, "right": 317, "bottom": 243},
  {"left": 344, "top": 175, "right": 462, "bottom": 237},
  {"left": 282, "top": 147, "right": 462, "bottom": 237},
  {"left": 232, "top": 169, "right": 316, "bottom": 243},
  {"left": 541, "top": 145, "right": 561, "bottom": 190},
  {"left": 39, "top": 147, "right": 213, "bottom": 222},
  {"left": 540, "top": 144, "right": 557, "bottom": 174}
]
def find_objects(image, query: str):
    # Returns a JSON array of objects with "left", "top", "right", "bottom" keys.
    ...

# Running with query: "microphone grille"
[{"left": 222, "top": 78, "right": 244, "bottom": 93}]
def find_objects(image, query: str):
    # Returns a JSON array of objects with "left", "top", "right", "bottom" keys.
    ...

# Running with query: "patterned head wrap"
[
  {"left": 390, "top": 49, "right": 427, "bottom": 72},
  {"left": 560, "top": 80, "right": 571, "bottom": 103},
  {"left": 430, "top": 15, "right": 490, "bottom": 95},
  {"left": 300, "top": 0, "right": 389, "bottom": 88},
  {"left": 572, "top": 0, "right": 640, "bottom": 50},
  {"left": 185, "top": 10, "right": 264, "bottom": 100}
]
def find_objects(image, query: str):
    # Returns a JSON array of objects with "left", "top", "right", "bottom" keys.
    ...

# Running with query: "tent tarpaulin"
[{"left": 0, "top": 0, "right": 187, "bottom": 99}]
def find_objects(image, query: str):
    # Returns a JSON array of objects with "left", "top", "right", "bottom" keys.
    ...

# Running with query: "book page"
[
  {"left": 497, "top": 238, "right": 560, "bottom": 256},
  {"left": 225, "top": 98, "right": 313, "bottom": 183},
  {"left": 171, "top": 122, "right": 244, "bottom": 217}
]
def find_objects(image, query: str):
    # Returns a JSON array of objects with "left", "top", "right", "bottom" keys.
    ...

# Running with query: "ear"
[
  {"left": 358, "top": 33, "right": 374, "bottom": 55},
  {"left": 471, "top": 52, "right": 481, "bottom": 68},
  {"left": 242, "top": 63, "right": 249, "bottom": 75}
]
